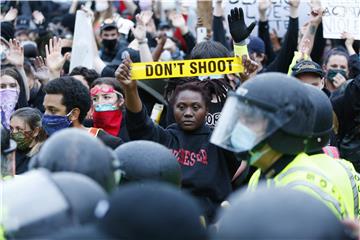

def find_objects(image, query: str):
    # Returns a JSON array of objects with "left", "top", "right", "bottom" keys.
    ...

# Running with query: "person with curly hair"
[{"left": 42, "top": 76, "right": 122, "bottom": 149}]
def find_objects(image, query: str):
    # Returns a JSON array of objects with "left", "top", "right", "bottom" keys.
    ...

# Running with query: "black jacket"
[
  {"left": 263, "top": 17, "right": 299, "bottom": 73},
  {"left": 126, "top": 105, "right": 239, "bottom": 220}
]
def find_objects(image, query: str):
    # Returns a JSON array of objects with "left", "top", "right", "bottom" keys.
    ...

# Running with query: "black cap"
[
  {"left": 100, "top": 18, "right": 118, "bottom": 32},
  {"left": 15, "top": 16, "right": 30, "bottom": 35},
  {"left": 292, "top": 60, "right": 324, "bottom": 78}
]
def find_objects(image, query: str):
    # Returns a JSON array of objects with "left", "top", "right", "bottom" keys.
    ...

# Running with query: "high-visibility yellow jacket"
[{"left": 248, "top": 153, "right": 359, "bottom": 219}]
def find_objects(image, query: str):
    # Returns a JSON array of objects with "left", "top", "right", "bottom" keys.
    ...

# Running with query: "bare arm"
[
  {"left": 298, "top": 4, "right": 322, "bottom": 56},
  {"left": 132, "top": 11, "right": 153, "bottom": 62}
]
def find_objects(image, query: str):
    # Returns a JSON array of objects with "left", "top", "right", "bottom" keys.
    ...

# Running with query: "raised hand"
[
  {"left": 139, "top": 10, "right": 153, "bottom": 26},
  {"left": 4, "top": 7, "right": 18, "bottom": 22},
  {"left": 240, "top": 55, "right": 259, "bottom": 81},
  {"left": 289, "top": 0, "right": 300, "bottom": 18},
  {"left": 33, "top": 56, "right": 50, "bottom": 82},
  {"left": 341, "top": 32, "right": 355, "bottom": 55},
  {"left": 258, "top": 0, "right": 272, "bottom": 21},
  {"left": 6, "top": 39, "right": 24, "bottom": 67},
  {"left": 169, "top": 12, "right": 188, "bottom": 34},
  {"left": 228, "top": 7, "right": 256, "bottom": 43},
  {"left": 45, "top": 37, "right": 70, "bottom": 74},
  {"left": 32, "top": 10, "right": 45, "bottom": 25},
  {"left": 115, "top": 57, "right": 136, "bottom": 90},
  {"left": 131, "top": 14, "right": 147, "bottom": 41}
]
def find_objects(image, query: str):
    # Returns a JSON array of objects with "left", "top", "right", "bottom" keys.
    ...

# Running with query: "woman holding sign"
[{"left": 116, "top": 57, "right": 241, "bottom": 223}]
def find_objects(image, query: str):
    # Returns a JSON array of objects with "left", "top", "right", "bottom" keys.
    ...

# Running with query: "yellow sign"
[{"left": 131, "top": 57, "right": 244, "bottom": 80}]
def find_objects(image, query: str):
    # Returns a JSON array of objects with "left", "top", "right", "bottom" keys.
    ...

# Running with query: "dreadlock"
[
  {"left": 163, "top": 77, "right": 199, "bottom": 102},
  {"left": 164, "top": 77, "right": 231, "bottom": 103},
  {"left": 197, "top": 78, "right": 231, "bottom": 103}
]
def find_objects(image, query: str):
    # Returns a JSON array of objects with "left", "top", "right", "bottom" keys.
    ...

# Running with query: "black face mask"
[{"left": 102, "top": 39, "right": 117, "bottom": 50}]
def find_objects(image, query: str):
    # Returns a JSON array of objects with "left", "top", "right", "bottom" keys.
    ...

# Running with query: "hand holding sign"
[
  {"left": 115, "top": 57, "right": 136, "bottom": 91},
  {"left": 239, "top": 55, "right": 259, "bottom": 81},
  {"left": 342, "top": 32, "right": 356, "bottom": 56},
  {"left": 228, "top": 7, "right": 256, "bottom": 44}
]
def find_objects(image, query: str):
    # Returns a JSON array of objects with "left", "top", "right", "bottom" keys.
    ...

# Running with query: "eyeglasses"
[{"left": 90, "top": 85, "right": 123, "bottom": 98}]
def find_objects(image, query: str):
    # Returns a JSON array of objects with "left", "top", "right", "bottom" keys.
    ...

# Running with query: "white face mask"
[
  {"left": 95, "top": 1, "right": 109, "bottom": 12},
  {"left": 159, "top": 50, "right": 172, "bottom": 62},
  {"left": 165, "top": 30, "right": 173, "bottom": 38},
  {"left": 230, "top": 122, "right": 258, "bottom": 152}
]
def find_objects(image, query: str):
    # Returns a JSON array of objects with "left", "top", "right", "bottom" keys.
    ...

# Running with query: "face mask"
[
  {"left": 11, "top": 131, "right": 33, "bottom": 151},
  {"left": 94, "top": 104, "right": 118, "bottom": 112},
  {"left": 93, "top": 109, "right": 123, "bottom": 137},
  {"left": 326, "top": 69, "right": 347, "bottom": 81},
  {"left": 41, "top": 111, "right": 72, "bottom": 136},
  {"left": 165, "top": 30, "right": 173, "bottom": 38},
  {"left": 0, "top": 89, "right": 19, "bottom": 129},
  {"left": 95, "top": 1, "right": 109, "bottom": 12},
  {"left": 102, "top": 39, "right": 117, "bottom": 50},
  {"left": 230, "top": 122, "right": 258, "bottom": 152},
  {"left": 159, "top": 50, "right": 172, "bottom": 62}
]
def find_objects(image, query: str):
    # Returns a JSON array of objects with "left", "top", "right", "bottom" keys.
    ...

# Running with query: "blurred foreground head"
[
  {"left": 1, "top": 170, "right": 107, "bottom": 238},
  {"left": 30, "top": 128, "right": 117, "bottom": 192},
  {"left": 214, "top": 186, "right": 354, "bottom": 239}
]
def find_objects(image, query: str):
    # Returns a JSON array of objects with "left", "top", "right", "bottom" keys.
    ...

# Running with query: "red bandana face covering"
[{"left": 92, "top": 110, "right": 123, "bottom": 137}]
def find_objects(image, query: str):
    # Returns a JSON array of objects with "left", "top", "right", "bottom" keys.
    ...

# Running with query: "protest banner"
[
  {"left": 321, "top": 0, "right": 360, "bottom": 40},
  {"left": 69, "top": 10, "right": 95, "bottom": 71},
  {"left": 131, "top": 57, "right": 244, "bottom": 80},
  {"left": 223, "top": 0, "right": 310, "bottom": 37}
]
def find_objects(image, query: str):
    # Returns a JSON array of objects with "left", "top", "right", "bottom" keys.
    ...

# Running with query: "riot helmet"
[
  {"left": 29, "top": 128, "right": 117, "bottom": 192},
  {"left": 211, "top": 73, "right": 316, "bottom": 157},
  {"left": 304, "top": 85, "right": 333, "bottom": 153},
  {"left": 1, "top": 169, "right": 107, "bottom": 238},
  {"left": 114, "top": 140, "right": 181, "bottom": 186},
  {"left": 214, "top": 186, "right": 353, "bottom": 239}
]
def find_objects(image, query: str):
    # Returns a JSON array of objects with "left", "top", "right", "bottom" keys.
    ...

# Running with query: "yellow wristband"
[{"left": 233, "top": 44, "right": 249, "bottom": 58}]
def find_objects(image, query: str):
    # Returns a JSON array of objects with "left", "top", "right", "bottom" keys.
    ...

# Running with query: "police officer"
[
  {"left": 211, "top": 72, "right": 355, "bottom": 219},
  {"left": 304, "top": 85, "right": 360, "bottom": 219}
]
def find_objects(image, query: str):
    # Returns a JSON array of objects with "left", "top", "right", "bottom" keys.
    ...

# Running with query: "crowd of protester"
[{"left": 1, "top": 0, "right": 360, "bottom": 239}]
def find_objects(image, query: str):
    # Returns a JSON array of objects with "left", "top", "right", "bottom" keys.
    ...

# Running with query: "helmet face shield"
[{"left": 210, "top": 94, "right": 290, "bottom": 153}]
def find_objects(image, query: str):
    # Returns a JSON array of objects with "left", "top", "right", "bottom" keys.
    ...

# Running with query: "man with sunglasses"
[{"left": 42, "top": 76, "right": 123, "bottom": 149}]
